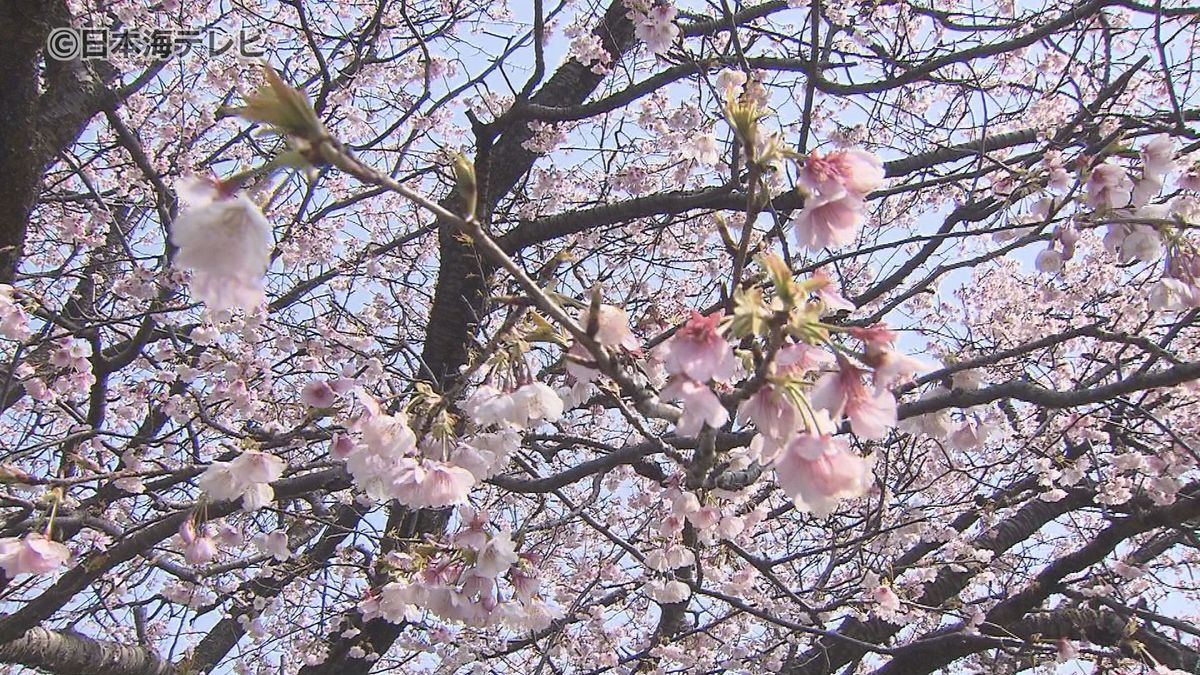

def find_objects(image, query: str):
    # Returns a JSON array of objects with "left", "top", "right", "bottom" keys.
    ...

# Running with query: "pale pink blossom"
[
  {"left": 1035, "top": 247, "right": 1064, "bottom": 273},
  {"left": 1148, "top": 277, "right": 1198, "bottom": 311},
  {"left": 687, "top": 505, "right": 721, "bottom": 530},
  {"left": 810, "top": 270, "right": 855, "bottom": 312},
  {"left": 1181, "top": 163, "right": 1200, "bottom": 191},
  {"left": 798, "top": 149, "right": 885, "bottom": 198},
  {"left": 660, "top": 311, "right": 738, "bottom": 383},
  {"left": 792, "top": 194, "right": 863, "bottom": 250},
  {"left": 184, "top": 534, "right": 218, "bottom": 566},
  {"left": 646, "top": 578, "right": 691, "bottom": 604},
  {"left": 1132, "top": 174, "right": 1163, "bottom": 207},
  {"left": 257, "top": 531, "right": 290, "bottom": 561},
  {"left": 634, "top": 4, "right": 679, "bottom": 56},
  {"left": 509, "top": 382, "right": 564, "bottom": 426},
  {"left": 170, "top": 176, "right": 272, "bottom": 311},
  {"left": 738, "top": 385, "right": 800, "bottom": 444},
  {"left": 715, "top": 68, "right": 747, "bottom": 98},
  {"left": 774, "top": 431, "right": 873, "bottom": 515},
  {"left": 810, "top": 362, "right": 898, "bottom": 440},
  {"left": 717, "top": 515, "right": 746, "bottom": 539},
  {"left": 1124, "top": 225, "right": 1163, "bottom": 264},
  {"left": 872, "top": 585, "right": 901, "bottom": 613},
  {"left": 300, "top": 380, "right": 338, "bottom": 408},
  {"left": 1141, "top": 134, "right": 1175, "bottom": 178},
  {"left": 0, "top": 533, "right": 71, "bottom": 576},
  {"left": 661, "top": 377, "right": 730, "bottom": 435},
  {"left": 1086, "top": 162, "right": 1133, "bottom": 210},
  {"left": 646, "top": 544, "right": 695, "bottom": 571},
  {"left": 471, "top": 531, "right": 519, "bottom": 578},
  {"left": 593, "top": 304, "right": 641, "bottom": 351},
  {"left": 197, "top": 462, "right": 245, "bottom": 502},
  {"left": 775, "top": 343, "right": 835, "bottom": 374},
  {"left": 231, "top": 450, "right": 285, "bottom": 484},
  {"left": 397, "top": 460, "right": 476, "bottom": 508}
]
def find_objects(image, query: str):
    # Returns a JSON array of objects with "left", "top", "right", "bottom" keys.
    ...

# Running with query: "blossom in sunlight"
[
  {"left": 593, "top": 304, "right": 642, "bottom": 352},
  {"left": 797, "top": 149, "right": 885, "bottom": 198},
  {"left": 198, "top": 450, "right": 285, "bottom": 510},
  {"left": 633, "top": 3, "right": 678, "bottom": 56},
  {"left": 792, "top": 148, "right": 884, "bottom": 251},
  {"left": 660, "top": 311, "right": 738, "bottom": 383},
  {"left": 738, "top": 385, "right": 801, "bottom": 447},
  {"left": 1148, "top": 277, "right": 1198, "bottom": 311},
  {"left": 396, "top": 459, "right": 476, "bottom": 508},
  {"left": 509, "top": 382, "right": 564, "bottom": 427},
  {"left": 810, "top": 360, "right": 898, "bottom": 440},
  {"left": 179, "top": 521, "right": 218, "bottom": 566},
  {"left": 646, "top": 578, "right": 691, "bottom": 604},
  {"left": 169, "top": 176, "right": 272, "bottom": 311},
  {"left": 810, "top": 270, "right": 856, "bottom": 313},
  {"left": 774, "top": 424, "right": 873, "bottom": 515},
  {"left": 1086, "top": 162, "right": 1133, "bottom": 210},
  {"left": 0, "top": 534, "right": 71, "bottom": 576},
  {"left": 661, "top": 377, "right": 730, "bottom": 435},
  {"left": 301, "top": 380, "right": 338, "bottom": 408},
  {"left": 872, "top": 585, "right": 901, "bottom": 613},
  {"left": 470, "top": 531, "right": 519, "bottom": 578},
  {"left": 1140, "top": 134, "right": 1175, "bottom": 178},
  {"left": 792, "top": 194, "right": 863, "bottom": 250}
]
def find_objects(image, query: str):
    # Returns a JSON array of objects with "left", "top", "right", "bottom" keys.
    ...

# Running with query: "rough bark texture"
[{"left": 0, "top": 626, "right": 173, "bottom": 675}]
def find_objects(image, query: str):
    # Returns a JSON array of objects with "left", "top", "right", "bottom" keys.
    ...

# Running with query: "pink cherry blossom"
[
  {"left": 300, "top": 380, "right": 338, "bottom": 408},
  {"left": 809, "top": 361, "right": 898, "bottom": 440},
  {"left": 773, "top": 431, "right": 873, "bottom": 515},
  {"left": 792, "top": 194, "right": 863, "bottom": 250},
  {"left": 397, "top": 460, "right": 476, "bottom": 508},
  {"left": 1086, "top": 162, "right": 1133, "bottom": 209},
  {"left": 660, "top": 377, "right": 730, "bottom": 435},
  {"left": 798, "top": 149, "right": 885, "bottom": 198},
  {"left": 593, "top": 304, "right": 641, "bottom": 352},
  {"left": 810, "top": 270, "right": 856, "bottom": 312},
  {"left": 470, "top": 531, "right": 519, "bottom": 578},
  {"left": 0, "top": 534, "right": 71, "bottom": 576},
  {"left": 633, "top": 4, "right": 679, "bottom": 56},
  {"left": 1141, "top": 134, "right": 1175, "bottom": 178},
  {"left": 660, "top": 311, "right": 738, "bottom": 383},
  {"left": 738, "top": 385, "right": 800, "bottom": 444}
]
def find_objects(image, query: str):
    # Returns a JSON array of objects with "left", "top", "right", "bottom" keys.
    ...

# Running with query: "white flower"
[
  {"left": 634, "top": 4, "right": 679, "bottom": 56},
  {"left": 256, "top": 531, "right": 290, "bottom": 561},
  {"left": 510, "top": 382, "right": 564, "bottom": 426},
  {"left": 170, "top": 176, "right": 272, "bottom": 311},
  {"left": 471, "top": 531, "right": 519, "bottom": 578},
  {"left": 646, "top": 578, "right": 691, "bottom": 604},
  {"left": 1148, "top": 278, "right": 1197, "bottom": 311}
]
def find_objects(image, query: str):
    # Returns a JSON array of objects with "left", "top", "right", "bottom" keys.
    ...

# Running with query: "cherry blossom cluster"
[
  {"left": 1030, "top": 134, "right": 1200, "bottom": 310},
  {"left": 358, "top": 508, "right": 560, "bottom": 632},
  {"left": 197, "top": 448, "right": 285, "bottom": 510},
  {"left": 333, "top": 392, "right": 476, "bottom": 508},
  {"left": 626, "top": 1, "right": 679, "bottom": 57}
]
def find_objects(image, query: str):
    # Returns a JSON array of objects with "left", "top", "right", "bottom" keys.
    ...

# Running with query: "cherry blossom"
[
  {"left": 0, "top": 533, "right": 71, "bottom": 576},
  {"left": 169, "top": 176, "right": 272, "bottom": 311},
  {"left": 774, "top": 427, "right": 874, "bottom": 515},
  {"left": 660, "top": 377, "right": 730, "bottom": 434},
  {"left": 810, "top": 360, "right": 898, "bottom": 440},
  {"left": 659, "top": 311, "right": 738, "bottom": 383}
]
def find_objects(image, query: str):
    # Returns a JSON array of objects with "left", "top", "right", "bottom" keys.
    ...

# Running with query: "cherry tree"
[{"left": 0, "top": 0, "right": 1199, "bottom": 673}]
